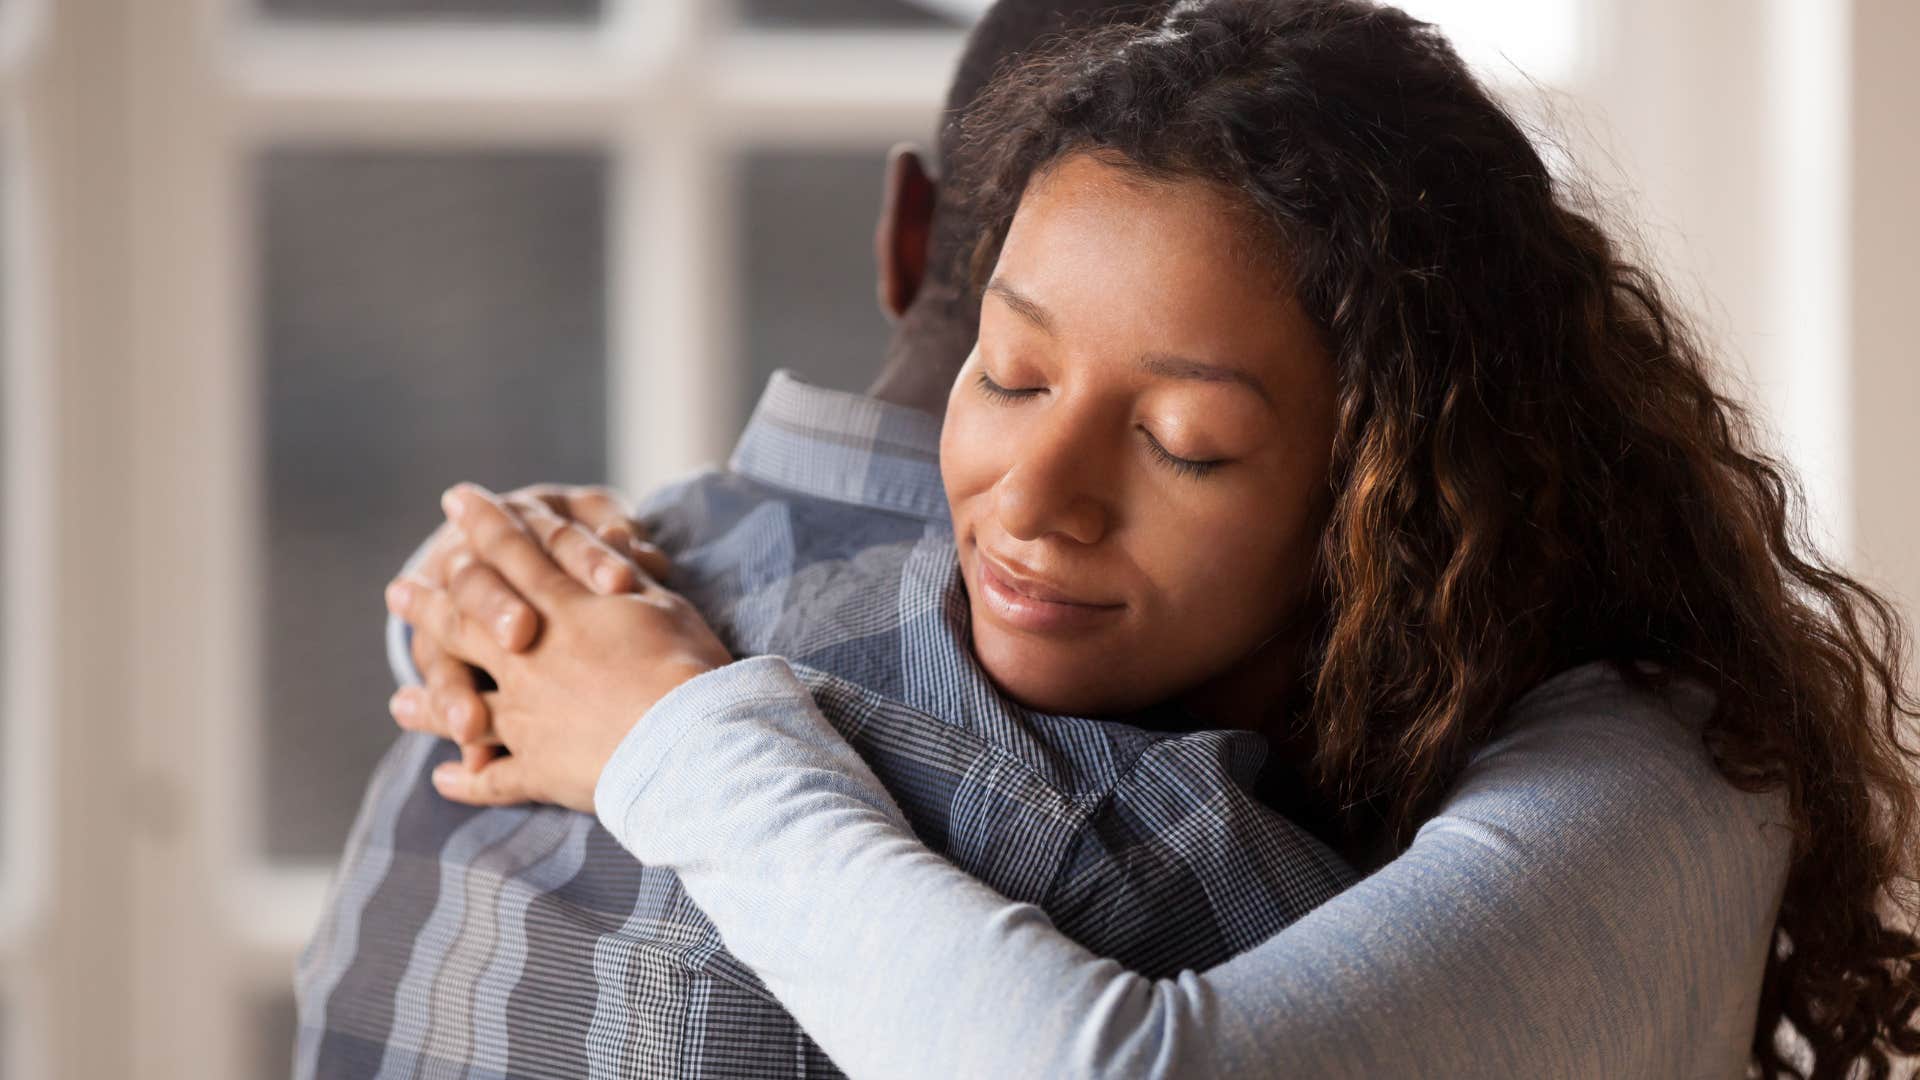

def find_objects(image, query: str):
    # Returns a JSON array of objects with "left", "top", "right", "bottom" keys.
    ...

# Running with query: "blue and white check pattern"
[{"left": 293, "top": 370, "right": 1359, "bottom": 1079}]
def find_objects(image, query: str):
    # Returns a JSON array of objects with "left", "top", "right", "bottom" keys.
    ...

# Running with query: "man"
[{"left": 293, "top": 4, "right": 1357, "bottom": 1076}]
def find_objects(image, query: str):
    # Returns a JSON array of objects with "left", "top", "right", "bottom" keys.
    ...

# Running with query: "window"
[
  {"left": 258, "top": 146, "right": 612, "bottom": 860},
  {"left": 129, "top": 1, "right": 970, "bottom": 1075},
  {"left": 261, "top": 0, "right": 603, "bottom": 19},
  {"left": 737, "top": 148, "right": 904, "bottom": 419},
  {"left": 740, "top": 0, "right": 964, "bottom": 30}
]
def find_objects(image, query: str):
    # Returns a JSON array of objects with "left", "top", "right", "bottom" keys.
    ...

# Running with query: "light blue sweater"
[{"left": 596, "top": 654, "right": 1791, "bottom": 1078}]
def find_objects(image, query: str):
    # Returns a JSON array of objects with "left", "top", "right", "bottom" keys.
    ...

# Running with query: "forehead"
[{"left": 992, "top": 153, "right": 1315, "bottom": 377}]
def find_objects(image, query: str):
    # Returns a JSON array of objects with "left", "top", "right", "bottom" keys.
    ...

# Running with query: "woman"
[{"left": 387, "top": 0, "right": 1920, "bottom": 1074}]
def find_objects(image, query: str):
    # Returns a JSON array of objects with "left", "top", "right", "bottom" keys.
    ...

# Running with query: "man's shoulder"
[{"left": 637, "top": 465, "right": 937, "bottom": 556}]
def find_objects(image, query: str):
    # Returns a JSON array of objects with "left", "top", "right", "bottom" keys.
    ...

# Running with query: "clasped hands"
[{"left": 383, "top": 483, "right": 732, "bottom": 815}]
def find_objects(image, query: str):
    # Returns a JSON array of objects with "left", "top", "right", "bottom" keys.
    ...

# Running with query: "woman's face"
[{"left": 941, "top": 152, "right": 1339, "bottom": 718}]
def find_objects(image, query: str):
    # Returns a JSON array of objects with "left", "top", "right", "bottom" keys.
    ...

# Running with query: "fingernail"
[
  {"left": 446, "top": 549, "right": 474, "bottom": 577},
  {"left": 432, "top": 763, "right": 459, "bottom": 788},
  {"left": 449, "top": 698, "right": 474, "bottom": 734},
  {"left": 441, "top": 486, "right": 468, "bottom": 521},
  {"left": 385, "top": 581, "right": 414, "bottom": 613},
  {"left": 496, "top": 610, "right": 521, "bottom": 647},
  {"left": 595, "top": 564, "right": 625, "bottom": 593},
  {"left": 390, "top": 690, "right": 417, "bottom": 719}
]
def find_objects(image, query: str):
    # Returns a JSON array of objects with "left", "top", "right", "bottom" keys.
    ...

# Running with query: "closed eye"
[
  {"left": 977, "top": 370, "right": 1223, "bottom": 478},
  {"left": 976, "top": 370, "right": 1044, "bottom": 402},
  {"left": 1140, "top": 428, "right": 1225, "bottom": 478}
]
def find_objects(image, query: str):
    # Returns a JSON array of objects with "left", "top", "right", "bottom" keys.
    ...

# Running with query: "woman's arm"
[
  {"left": 598, "top": 657, "right": 1793, "bottom": 1079},
  {"left": 399, "top": 486, "right": 1791, "bottom": 1076}
]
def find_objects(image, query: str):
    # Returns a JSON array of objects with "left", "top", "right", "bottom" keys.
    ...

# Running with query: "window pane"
[
  {"left": 738, "top": 0, "right": 965, "bottom": 30},
  {"left": 260, "top": 148, "right": 608, "bottom": 860},
  {"left": 737, "top": 149, "right": 902, "bottom": 427},
  {"left": 259, "top": 0, "right": 600, "bottom": 22}
]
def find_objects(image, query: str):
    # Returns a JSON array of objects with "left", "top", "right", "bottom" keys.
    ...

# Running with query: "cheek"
[
  {"left": 1132, "top": 489, "right": 1320, "bottom": 627},
  {"left": 939, "top": 395, "right": 1011, "bottom": 515}
]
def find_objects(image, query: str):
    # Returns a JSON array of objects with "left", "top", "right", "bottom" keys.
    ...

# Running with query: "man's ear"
[{"left": 875, "top": 144, "right": 938, "bottom": 321}]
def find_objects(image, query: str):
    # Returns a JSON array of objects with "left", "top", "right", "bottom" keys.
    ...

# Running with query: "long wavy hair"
[{"left": 950, "top": 1, "right": 1920, "bottom": 1074}]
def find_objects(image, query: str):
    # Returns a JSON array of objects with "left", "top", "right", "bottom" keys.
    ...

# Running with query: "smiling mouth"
[
  {"left": 977, "top": 551, "right": 1121, "bottom": 608},
  {"left": 971, "top": 549, "right": 1126, "bottom": 637}
]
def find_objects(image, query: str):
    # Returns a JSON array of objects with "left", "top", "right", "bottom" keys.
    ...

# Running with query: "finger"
[
  {"left": 504, "top": 492, "right": 571, "bottom": 523},
  {"left": 516, "top": 502, "right": 644, "bottom": 595},
  {"left": 592, "top": 519, "right": 638, "bottom": 557},
  {"left": 561, "top": 488, "right": 643, "bottom": 539},
  {"left": 499, "top": 484, "right": 645, "bottom": 541},
  {"left": 590, "top": 521, "right": 671, "bottom": 576},
  {"left": 579, "top": 518, "right": 672, "bottom": 584},
  {"left": 564, "top": 492, "right": 663, "bottom": 577},
  {"left": 442, "top": 484, "right": 586, "bottom": 607},
  {"left": 502, "top": 482, "right": 570, "bottom": 508},
  {"left": 409, "top": 613, "right": 450, "bottom": 680},
  {"left": 459, "top": 740, "right": 503, "bottom": 772},
  {"left": 385, "top": 574, "right": 505, "bottom": 670},
  {"left": 431, "top": 679, "right": 490, "bottom": 745},
  {"left": 431, "top": 754, "right": 532, "bottom": 807},
  {"left": 444, "top": 547, "right": 540, "bottom": 651},
  {"left": 421, "top": 653, "right": 493, "bottom": 742},
  {"left": 619, "top": 535, "right": 673, "bottom": 584},
  {"left": 398, "top": 673, "right": 504, "bottom": 749},
  {"left": 505, "top": 487, "right": 660, "bottom": 582},
  {"left": 411, "top": 522, "right": 466, "bottom": 589},
  {"left": 421, "top": 651, "right": 473, "bottom": 694},
  {"left": 389, "top": 686, "right": 431, "bottom": 733},
  {"left": 396, "top": 525, "right": 468, "bottom": 671}
]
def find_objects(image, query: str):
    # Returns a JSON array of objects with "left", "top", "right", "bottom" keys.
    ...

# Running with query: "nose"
[{"left": 993, "top": 404, "right": 1111, "bottom": 546}]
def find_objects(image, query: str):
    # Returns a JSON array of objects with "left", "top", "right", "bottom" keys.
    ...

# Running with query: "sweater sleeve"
[{"left": 595, "top": 656, "right": 1792, "bottom": 1079}]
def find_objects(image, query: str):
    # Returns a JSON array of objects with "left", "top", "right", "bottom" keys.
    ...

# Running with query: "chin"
[{"left": 969, "top": 627, "right": 1137, "bottom": 717}]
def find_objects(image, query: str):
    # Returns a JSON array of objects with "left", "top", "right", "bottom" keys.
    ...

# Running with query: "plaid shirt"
[{"left": 293, "top": 371, "right": 1358, "bottom": 1079}]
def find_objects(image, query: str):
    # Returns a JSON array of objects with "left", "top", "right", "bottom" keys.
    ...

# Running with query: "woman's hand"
[
  {"left": 395, "top": 483, "right": 672, "bottom": 773},
  {"left": 384, "top": 483, "right": 732, "bottom": 815}
]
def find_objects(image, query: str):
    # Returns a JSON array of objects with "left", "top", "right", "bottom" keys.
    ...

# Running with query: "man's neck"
[
  {"left": 866, "top": 361, "right": 950, "bottom": 417},
  {"left": 866, "top": 293, "right": 973, "bottom": 416}
]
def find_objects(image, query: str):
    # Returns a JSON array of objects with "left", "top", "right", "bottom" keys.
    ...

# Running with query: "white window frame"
[
  {"left": 1, "top": 0, "right": 56, "bottom": 1076},
  {"left": 0, "top": 109, "right": 54, "bottom": 1080},
  {"left": 122, "top": 1, "right": 967, "bottom": 1077}
]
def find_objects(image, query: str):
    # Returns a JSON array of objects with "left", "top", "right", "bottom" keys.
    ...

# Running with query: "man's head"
[{"left": 866, "top": 1, "right": 1165, "bottom": 414}]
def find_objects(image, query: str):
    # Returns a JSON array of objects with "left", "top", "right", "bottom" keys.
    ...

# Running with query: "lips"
[{"left": 977, "top": 550, "right": 1121, "bottom": 608}]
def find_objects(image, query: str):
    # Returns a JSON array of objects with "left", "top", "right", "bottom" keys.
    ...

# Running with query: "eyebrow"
[
  {"left": 986, "top": 278, "right": 1275, "bottom": 407},
  {"left": 985, "top": 280, "right": 1056, "bottom": 336},
  {"left": 1137, "top": 353, "right": 1274, "bottom": 406}
]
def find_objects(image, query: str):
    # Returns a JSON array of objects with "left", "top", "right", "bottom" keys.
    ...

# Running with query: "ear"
[{"left": 875, "top": 144, "right": 938, "bottom": 320}]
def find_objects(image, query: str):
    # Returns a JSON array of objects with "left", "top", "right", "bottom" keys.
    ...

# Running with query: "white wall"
[{"left": 1850, "top": 0, "right": 1920, "bottom": 705}]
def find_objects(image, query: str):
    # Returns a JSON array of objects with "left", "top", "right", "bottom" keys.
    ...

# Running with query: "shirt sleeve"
[
  {"left": 595, "top": 656, "right": 1792, "bottom": 1079},
  {"left": 385, "top": 524, "right": 450, "bottom": 690}
]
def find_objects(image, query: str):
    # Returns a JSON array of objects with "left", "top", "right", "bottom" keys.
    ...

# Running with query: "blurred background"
[{"left": 0, "top": 0, "right": 1912, "bottom": 1076}]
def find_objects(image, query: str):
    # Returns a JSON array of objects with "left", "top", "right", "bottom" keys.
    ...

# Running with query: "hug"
[{"left": 296, "top": 0, "right": 1920, "bottom": 1076}]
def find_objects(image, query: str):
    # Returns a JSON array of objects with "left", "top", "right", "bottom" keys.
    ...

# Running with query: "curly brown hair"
[{"left": 950, "top": 0, "right": 1920, "bottom": 1074}]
